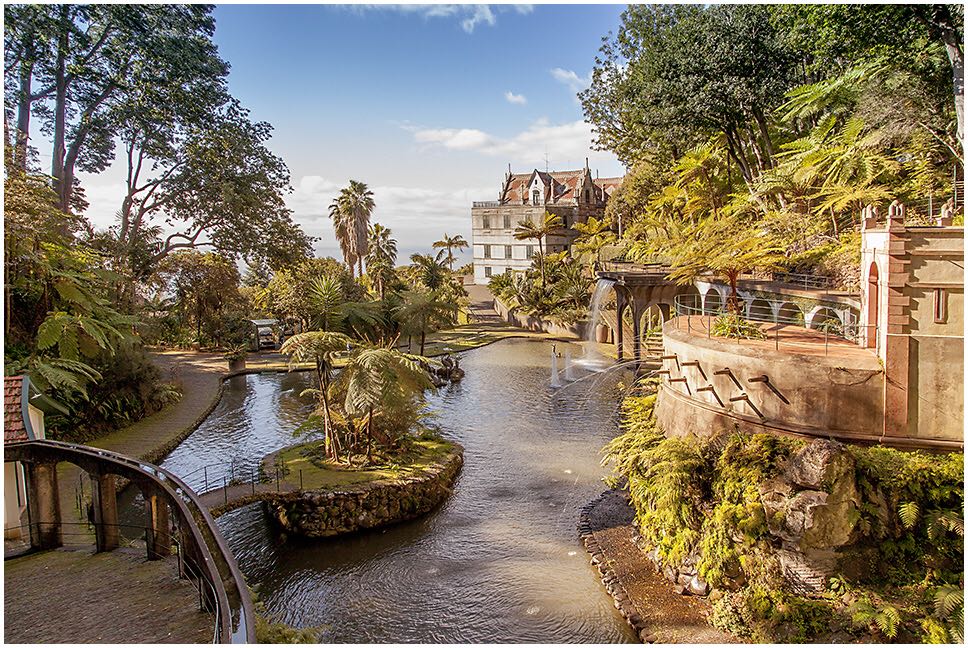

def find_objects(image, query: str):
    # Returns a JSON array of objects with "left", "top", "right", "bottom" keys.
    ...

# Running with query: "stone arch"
[
  {"left": 865, "top": 261, "right": 879, "bottom": 348},
  {"left": 747, "top": 298, "right": 773, "bottom": 322},
  {"left": 639, "top": 304, "right": 665, "bottom": 338},
  {"left": 678, "top": 285, "right": 702, "bottom": 314},
  {"left": 806, "top": 306, "right": 843, "bottom": 332},
  {"left": 703, "top": 289, "right": 723, "bottom": 315},
  {"left": 777, "top": 302, "right": 805, "bottom": 326}
]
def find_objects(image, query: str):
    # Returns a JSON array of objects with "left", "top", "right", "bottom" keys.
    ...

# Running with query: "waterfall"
[{"left": 585, "top": 278, "right": 615, "bottom": 345}]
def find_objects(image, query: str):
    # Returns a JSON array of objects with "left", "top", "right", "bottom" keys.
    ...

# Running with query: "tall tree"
[
  {"left": 329, "top": 180, "right": 374, "bottom": 278},
  {"left": 432, "top": 233, "right": 469, "bottom": 272},
  {"left": 366, "top": 223, "right": 397, "bottom": 299},
  {"left": 513, "top": 212, "right": 563, "bottom": 288}
]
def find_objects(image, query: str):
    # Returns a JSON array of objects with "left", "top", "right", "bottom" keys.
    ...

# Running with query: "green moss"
[{"left": 605, "top": 385, "right": 964, "bottom": 643}]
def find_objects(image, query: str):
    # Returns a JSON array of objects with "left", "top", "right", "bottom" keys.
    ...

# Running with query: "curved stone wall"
[
  {"left": 655, "top": 322, "right": 890, "bottom": 446},
  {"left": 264, "top": 444, "right": 463, "bottom": 537}
]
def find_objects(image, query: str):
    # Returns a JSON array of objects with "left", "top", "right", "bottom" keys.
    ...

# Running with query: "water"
[
  {"left": 156, "top": 338, "right": 636, "bottom": 642},
  {"left": 585, "top": 279, "right": 615, "bottom": 346}
]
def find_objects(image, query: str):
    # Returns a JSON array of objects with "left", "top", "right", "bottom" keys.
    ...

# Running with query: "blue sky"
[{"left": 78, "top": 4, "right": 627, "bottom": 263}]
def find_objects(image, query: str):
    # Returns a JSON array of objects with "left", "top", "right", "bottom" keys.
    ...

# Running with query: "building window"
[
  {"left": 483, "top": 245, "right": 491, "bottom": 259},
  {"left": 482, "top": 215, "right": 491, "bottom": 229},
  {"left": 484, "top": 266, "right": 492, "bottom": 278},
  {"left": 532, "top": 189, "right": 541, "bottom": 205},
  {"left": 585, "top": 189, "right": 590, "bottom": 204},
  {"left": 504, "top": 245, "right": 512, "bottom": 259},
  {"left": 526, "top": 245, "right": 535, "bottom": 259},
  {"left": 505, "top": 267, "right": 512, "bottom": 276},
  {"left": 934, "top": 288, "right": 948, "bottom": 323},
  {"left": 503, "top": 214, "right": 511, "bottom": 229}
]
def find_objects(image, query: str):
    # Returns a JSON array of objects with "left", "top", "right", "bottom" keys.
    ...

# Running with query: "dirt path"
[{"left": 581, "top": 490, "right": 737, "bottom": 644}]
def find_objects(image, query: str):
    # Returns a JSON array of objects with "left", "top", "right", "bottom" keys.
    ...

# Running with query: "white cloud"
[
  {"left": 406, "top": 118, "right": 616, "bottom": 171},
  {"left": 550, "top": 67, "right": 591, "bottom": 94},
  {"left": 504, "top": 90, "right": 527, "bottom": 105},
  {"left": 349, "top": 5, "right": 533, "bottom": 33}
]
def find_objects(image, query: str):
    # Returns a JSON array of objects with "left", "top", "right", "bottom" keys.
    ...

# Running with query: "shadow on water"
[{"left": 127, "top": 338, "right": 637, "bottom": 642}]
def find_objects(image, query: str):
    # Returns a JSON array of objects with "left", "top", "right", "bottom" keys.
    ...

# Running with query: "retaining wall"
[
  {"left": 264, "top": 444, "right": 463, "bottom": 537},
  {"left": 655, "top": 323, "right": 887, "bottom": 445},
  {"left": 492, "top": 296, "right": 585, "bottom": 338}
]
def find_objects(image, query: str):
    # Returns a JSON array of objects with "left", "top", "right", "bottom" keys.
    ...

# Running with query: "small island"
[{"left": 262, "top": 435, "right": 463, "bottom": 537}]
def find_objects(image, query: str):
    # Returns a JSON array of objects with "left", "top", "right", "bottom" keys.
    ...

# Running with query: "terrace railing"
[{"left": 672, "top": 293, "right": 876, "bottom": 356}]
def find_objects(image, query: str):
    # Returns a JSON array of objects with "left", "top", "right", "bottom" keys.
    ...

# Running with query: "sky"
[{"left": 76, "top": 3, "right": 628, "bottom": 265}]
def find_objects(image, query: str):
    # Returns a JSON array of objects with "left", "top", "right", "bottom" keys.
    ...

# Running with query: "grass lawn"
[{"left": 269, "top": 436, "right": 460, "bottom": 491}]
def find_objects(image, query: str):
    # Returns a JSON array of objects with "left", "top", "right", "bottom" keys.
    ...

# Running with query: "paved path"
[
  {"left": 4, "top": 547, "right": 213, "bottom": 643},
  {"left": 585, "top": 490, "right": 736, "bottom": 644},
  {"left": 55, "top": 351, "right": 228, "bottom": 538},
  {"left": 465, "top": 283, "right": 504, "bottom": 324}
]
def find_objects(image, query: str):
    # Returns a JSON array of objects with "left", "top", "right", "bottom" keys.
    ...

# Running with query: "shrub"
[{"left": 712, "top": 313, "right": 767, "bottom": 340}]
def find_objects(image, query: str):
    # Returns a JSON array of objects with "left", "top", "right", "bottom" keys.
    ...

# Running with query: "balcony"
[{"left": 472, "top": 201, "right": 502, "bottom": 208}]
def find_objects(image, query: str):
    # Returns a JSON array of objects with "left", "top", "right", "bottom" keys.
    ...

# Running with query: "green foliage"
[
  {"left": 607, "top": 386, "right": 963, "bottom": 642},
  {"left": 711, "top": 314, "right": 768, "bottom": 340},
  {"left": 489, "top": 252, "right": 593, "bottom": 325}
]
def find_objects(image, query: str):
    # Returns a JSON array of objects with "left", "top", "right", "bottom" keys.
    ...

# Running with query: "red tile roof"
[
  {"left": 595, "top": 176, "right": 624, "bottom": 199},
  {"left": 500, "top": 168, "right": 609, "bottom": 206},
  {"left": 5, "top": 376, "right": 27, "bottom": 443}
]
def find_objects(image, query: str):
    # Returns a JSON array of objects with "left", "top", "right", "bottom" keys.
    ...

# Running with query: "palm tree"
[
  {"left": 338, "top": 343, "right": 432, "bottom": 464},
  {"left": 366, "top": 223, "right": 397, "bottom": 299},
  {"left": 281, "top": 331, "right": 353, "bottom": 460},
  {"left": 432, "top": 233, "right": 469, "bottom": 272},
  {"left": 307, "top": 275, "right": 344, "bottom": 331},
  {"left": 394, "top": 288, "right": 450, "bottom": 355},
  {"left": 409, "top": 250, "right": 449, "bottom": 290},
  {"left": 514, "top": 211, "right": 563, "bottom": 287},
  {"left": 328, "top": 198, "right": 357, "bottom": 277},
  {"left": 572, "top": 216, "right": 616, "bottom": 269},
  {"left": 330, "top": 180, "right": 375, "bottom": 278}
]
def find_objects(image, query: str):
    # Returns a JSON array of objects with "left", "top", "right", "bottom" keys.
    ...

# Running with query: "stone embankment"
[
  {"left": 579, "top": 490, "right": 736, "bottom": 644},
  {"left": 264, "top": 444, "right": 463, "bottom": 537}
]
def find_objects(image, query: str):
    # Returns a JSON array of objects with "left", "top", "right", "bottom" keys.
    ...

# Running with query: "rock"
[
  {"left": 785, "top": 439, "right": 852, "bottom": 492},
  {"left": 687, "top": 574, "right": 710, "bottom": 597},
  {"left": 662, "top": 565, "right": 678, "bottom": 583}
]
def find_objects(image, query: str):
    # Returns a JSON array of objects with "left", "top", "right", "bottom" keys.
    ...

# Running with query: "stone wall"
[
  {"left": 264, "top": 445, "right": 463, "bottom": 537},
  {"left": 492, "top": 295, "right": 585, "bottom": 339},
  {"left": 655, "top": 322, "right": 888, "bottom": 445}
]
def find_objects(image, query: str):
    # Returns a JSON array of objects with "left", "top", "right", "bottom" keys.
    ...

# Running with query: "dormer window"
[{"left": 532, "top": 189, "right": 541, "bottom": 205}]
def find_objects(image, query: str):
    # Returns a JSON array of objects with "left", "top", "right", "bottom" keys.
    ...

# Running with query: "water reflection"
[{"left": 168, "top": 338, "right": 636, "bottom": 642}]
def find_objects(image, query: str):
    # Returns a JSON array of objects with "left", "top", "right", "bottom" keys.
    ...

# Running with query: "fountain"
[
  {"left": 579, "top": 278, "right": 615, "bottom": 368},
  {"left": 550, "top": 347, "right": 562, "bottom": 388},
  {"left": 564, "top": 348, "right": 575, "bottom": 381}
]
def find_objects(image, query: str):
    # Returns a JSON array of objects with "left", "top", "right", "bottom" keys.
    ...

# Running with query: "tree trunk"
[
  {"left": 319, "top": 361, "right": 335, "bottom": 461},
  {"left": 14, "top": 58, "right": 34, "bottom": 171},
  {"left": 727, "top": 271, "right": 741, "bottom": 315},
  {"left": 538, "top": 237, "right": 546, "bottom": 287},
  {"left": 51, "top": 6, "right": 69, "bottom": 210},
  {"left": 365, "top": 406, "right": 373, "bottom": 465},
  {"left": 420, "top": 327, "right": 426, "bottom": 356}
]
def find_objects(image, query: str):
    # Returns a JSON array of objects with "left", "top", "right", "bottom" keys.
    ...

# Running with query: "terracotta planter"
[
  {"left": 595, "top": 323, "right": 610, "bottom": 343},
  {"left": 228, "top": 358, "right": 246, "bottom": 372}
]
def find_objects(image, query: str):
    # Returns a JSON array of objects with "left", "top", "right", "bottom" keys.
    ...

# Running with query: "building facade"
[
  {"left": 470, "top": 162, "right": 622, "bottom": 284},
  {"left": 858, "top": 201, "right": 964, "bottom": 443}
]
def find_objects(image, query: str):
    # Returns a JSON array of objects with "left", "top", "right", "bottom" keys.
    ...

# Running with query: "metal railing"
[
  {"left": 4, "top": 440, "right": 255, "bottom": 643},
  {"left": 472, "top": 200, "right": 502, "bottom": 208},
  {"left": 672, "top": 294, "right": 875, "bottom": 356},
  {"left": 770, "top": 271, "right": 835, "bottom": 291},
  {"left": 178, "top": 460, "right": 296, "bottom": 503}
]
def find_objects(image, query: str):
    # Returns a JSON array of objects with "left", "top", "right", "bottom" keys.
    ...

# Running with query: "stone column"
[
  {"left": 25, "top": 461, "right": 62, "bottom": 550},
  {"left": 90, "top": 472, "right": 120, "bottom": 552},
  {"left": 143, "top": 489, "right": 171, "bottom": 560},
  {"left": 883, "top": 201, "right": 911, "bottom": 438},
  {"left": 616, "top": 294, "right": 626, "bottom": 361},
  {"left": 632, "top": 300, "right": 642, "bottom": 362}
]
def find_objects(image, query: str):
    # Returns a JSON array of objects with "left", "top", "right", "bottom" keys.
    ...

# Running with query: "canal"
[{"left": 157, "top": 338, "right": 635, "bottom": 642}]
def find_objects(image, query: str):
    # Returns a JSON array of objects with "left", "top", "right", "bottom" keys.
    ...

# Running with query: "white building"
[{"left": 469, "top": 162, "right": 622, "bottom": 284}]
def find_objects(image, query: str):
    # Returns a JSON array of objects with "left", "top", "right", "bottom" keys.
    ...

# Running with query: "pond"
[{"left": 158, "top": 338, "right": 635, "bottom": 642}]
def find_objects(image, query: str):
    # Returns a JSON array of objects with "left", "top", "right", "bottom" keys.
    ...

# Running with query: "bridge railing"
[{"left": 4, "top": 440, "right": 255, "bottom": 643}]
